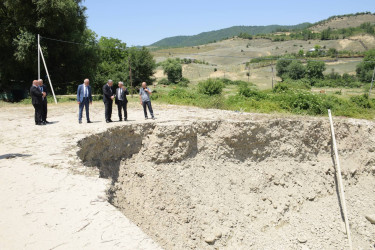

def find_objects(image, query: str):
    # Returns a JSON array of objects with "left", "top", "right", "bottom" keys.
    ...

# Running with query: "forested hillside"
[{"left": 151, "top": 23, "right": 311, "bottom": 47}]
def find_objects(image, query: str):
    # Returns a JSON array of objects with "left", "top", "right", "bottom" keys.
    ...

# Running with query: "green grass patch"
[{"left": 153, "top": 82, "right": 375, "bottom": 119}]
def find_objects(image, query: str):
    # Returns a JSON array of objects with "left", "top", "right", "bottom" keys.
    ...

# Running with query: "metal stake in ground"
[{"left": 328, "top": 109, "right": 353, "bottom": 250}]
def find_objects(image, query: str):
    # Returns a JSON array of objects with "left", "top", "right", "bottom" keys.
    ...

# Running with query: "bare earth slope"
[{"left": 310, "top": 14, "right": 375, "bottom": 32}]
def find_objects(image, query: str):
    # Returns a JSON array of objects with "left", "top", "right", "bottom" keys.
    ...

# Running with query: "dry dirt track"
[{"left": 0, "top": 101, "right": 374, "bottom": 249}]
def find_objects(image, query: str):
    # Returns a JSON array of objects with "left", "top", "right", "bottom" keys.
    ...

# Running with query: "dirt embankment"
[{"left": 77, "top": 118, "right": 375, "bottom": 249}]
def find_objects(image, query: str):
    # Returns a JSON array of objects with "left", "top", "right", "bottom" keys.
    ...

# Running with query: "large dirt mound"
[{"left": 77, "top": 118, "right": 375, "bottom": 249}]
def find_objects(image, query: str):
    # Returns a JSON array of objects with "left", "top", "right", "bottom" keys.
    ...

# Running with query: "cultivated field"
[{"left": 152, "top": 35, "right": 375, "bottom": 90}]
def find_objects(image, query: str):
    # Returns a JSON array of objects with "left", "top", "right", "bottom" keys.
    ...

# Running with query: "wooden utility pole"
[
  {"left": 271, "top": 66, "right": 274, "bottom": 89},
  {"left": 368, "top": 66, "right": 375, "bottom": 97},
  {"left": 128, "top": 56, "right": 133, "bottom": 97}
]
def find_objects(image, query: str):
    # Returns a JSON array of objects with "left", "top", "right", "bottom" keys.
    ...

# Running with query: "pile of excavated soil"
[{"left": 77, "top": 117, "right": 375, "bottom": 249}]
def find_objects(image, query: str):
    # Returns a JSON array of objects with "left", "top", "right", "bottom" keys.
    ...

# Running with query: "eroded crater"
[{"left": 77, "top": 119, "right": 375, "bottom": 249}]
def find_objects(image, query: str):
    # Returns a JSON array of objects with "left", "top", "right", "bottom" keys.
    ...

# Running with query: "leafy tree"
[
  {"left": 327, "top": 48, "right": 338, "bottom": 58},
  {"left": 321, "top": 28, "right": 331, "bottom": 40},
  {"left": 360, "top": 22, "right": 375, "bottom": 35},
  {"left": 356, "top": 49, "right": 375, "bottom": 82},
  {"left": 286, "top": 60, "right": 305, "bottom": 80},
  {"left": 276, "top": 57, "right": 293, "bottom": 78},
  {"left": 94, "top": 38, "right": 156, "bottom": 92},
  {"left": 0, "top": 0, "right": 99, "bottom": 94},
  {"left": 306, "top": 60, "right": 326, "bottom": 79},
  {"left": 162, "top": 58, "right": 182, "bottom": 83},
  {"left": 238, "top": 32, "right": 253, "bottom": 40},
  {"left": 94, "top": 37, "right": 128, "bottom": 91},
  {"left": 128, "top": 46, "right": 156, "bottom": 88}
]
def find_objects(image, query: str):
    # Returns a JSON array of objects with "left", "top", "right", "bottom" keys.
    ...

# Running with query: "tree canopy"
[
  {"left": 0, "top": 0, "right": 156, "bottom": 97},
  {"left": 0, "top": 0, "right": 99, "bottom": 93},
  {"left": 162, "top": 58, "right": 183, "bottom": 83},
  {"left": 356, "top": 49, "right": 375, "bottom": 82}
]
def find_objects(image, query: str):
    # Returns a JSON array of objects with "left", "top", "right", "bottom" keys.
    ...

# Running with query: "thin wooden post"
[
  {"left": 368, "top": 66, "right": 375, "bottom": 97},
  {"left": 328, "top": 109, "right": 353, "bottom": 250},
  {"left": 271, "top": 66, "right": 274, "bottom": 89}
]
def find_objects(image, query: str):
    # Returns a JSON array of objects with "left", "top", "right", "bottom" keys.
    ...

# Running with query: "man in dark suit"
[
  {"left": 77, "top": 78, "right": 93, "bottom": 124},
  {"left": 103, "top": 79, "right": 114, "bottom": 123},
  {"left": 115, "top": 81, "right": 129, "bottom": 121},
  {"left": 30, "top": 80, "right": 46, "bottom": 125},
  {"left": 38, "top": 79, "right": 49, "bottom": 123}
]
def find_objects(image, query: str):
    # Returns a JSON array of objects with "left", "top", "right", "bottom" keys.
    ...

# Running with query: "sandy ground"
[
  {"left": 0, "top": 100, "right": 176, "bottom": 250},
  {"left": 1, "top": 100, "right": 374, "bottom": 249}
]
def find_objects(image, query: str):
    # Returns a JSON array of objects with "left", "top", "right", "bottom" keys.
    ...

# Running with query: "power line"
[{"left": 40, "top": 35, "right": 127, "bottom": 51}]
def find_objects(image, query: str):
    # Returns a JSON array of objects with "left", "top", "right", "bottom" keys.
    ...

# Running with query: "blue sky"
[{"left": 84, "top": 0, "right": 374, "bottom": 46}]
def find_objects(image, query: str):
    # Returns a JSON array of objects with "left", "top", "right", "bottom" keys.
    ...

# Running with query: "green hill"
[{"left": 150, "top": 23, "right": 311, "bottom": 48}]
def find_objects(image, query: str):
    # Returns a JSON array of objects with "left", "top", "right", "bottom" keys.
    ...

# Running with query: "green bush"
[
  {"left": 282, "top": 78, "right": 312, "bottom": 90},
  {"left": 158, "top": 78, "right": 171, "bottom": 85},
  {"left": 178, "top": 77, "right": 190, "bottom": 87},
  {"left": 280, "top": 91, "right": 325, "bottom": 115},
  {"left": 239, "top": 83, "right": 267, "bottom": 100},
  {"left": 152, "top": 78, "right": 375, "bottom": 119},
  {"left": 350, "top": 94, "right": 373, "bottom": 108},
  {"left": 198, "top": 79, "right": 225, "bottom": 96},
  {"left": 273, "top": 83, "right": 289, "bottom": 93},
  {"left": 221, "top": 78, "right": 234, "bottom": 85},
  {"left": 168, "top": 88, "right": 196, "bottom": 99},
  {"left": 221, "top": 78, "right": 254, "bottom": 86}
]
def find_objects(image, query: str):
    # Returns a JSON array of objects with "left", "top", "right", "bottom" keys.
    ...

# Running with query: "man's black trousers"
[
  {"left": 33, "top": 104, "right": 43, "bottom": 124},
  {"left": 117, "top": 100, "right": 127, "bottom": 120},
  {"left": 104, "top": 101, "right": 113, "bottom": 121},
  {"left": 42, "top": 100, "right": 47, "bottom": 122}
]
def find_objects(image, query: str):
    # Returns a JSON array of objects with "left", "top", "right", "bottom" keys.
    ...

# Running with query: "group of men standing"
[
  {"left": 76, "top": 79, "right": 154, "bottom": 124},
  {"left": 31, "top": 78, "right": 154, "bottom": 125},
  {"left": 30, "top": 79, "right": 155, "bottom": 125},
  {"left": 30, "top": 79, "right": 49, "bottom": 125}
]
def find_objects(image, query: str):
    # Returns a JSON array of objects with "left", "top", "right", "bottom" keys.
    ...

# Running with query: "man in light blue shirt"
[
  {"left": 77, "top": 78, "right": 92, "bottom": 124},
  {"left": 139, "top": 82, "right": 154, "bottom": 119}
]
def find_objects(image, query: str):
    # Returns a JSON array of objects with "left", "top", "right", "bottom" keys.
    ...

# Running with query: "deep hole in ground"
[{"left": 77, "top": 119, "right": 375, "bottom": 249}]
